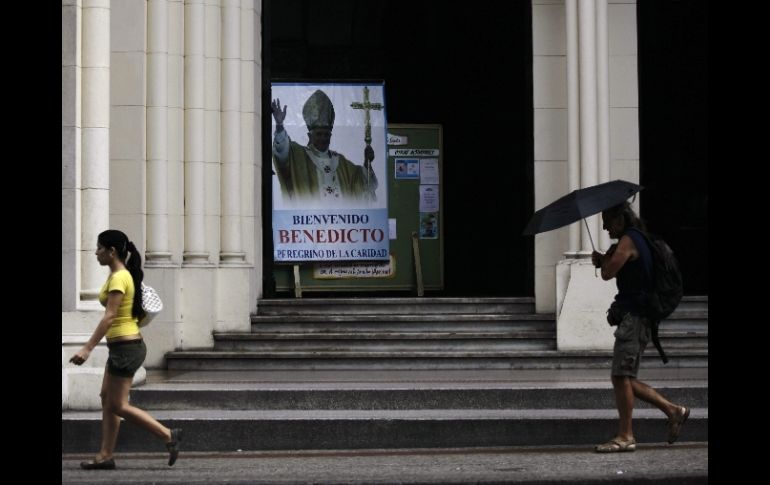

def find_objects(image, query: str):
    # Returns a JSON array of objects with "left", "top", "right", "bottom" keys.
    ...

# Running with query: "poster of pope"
[{"left": 271, "top": 82, "right": 389, "bottom": 262}]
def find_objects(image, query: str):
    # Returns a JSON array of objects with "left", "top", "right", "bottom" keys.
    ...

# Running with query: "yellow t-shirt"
[{"left": 99, "top": 269, "right": 140, "bottom": 339}]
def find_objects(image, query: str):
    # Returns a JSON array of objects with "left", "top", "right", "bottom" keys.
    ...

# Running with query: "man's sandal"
[
  {"left": 595, "top": 437, "right": 637, "bottom": 453},
  {"left": 667, "top": 406, "right": 690, "bottom": 444}
]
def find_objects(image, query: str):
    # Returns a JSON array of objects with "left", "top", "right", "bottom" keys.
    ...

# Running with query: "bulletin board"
[{"left": 273, "top": 124, "right": 444, "bottom": 292}]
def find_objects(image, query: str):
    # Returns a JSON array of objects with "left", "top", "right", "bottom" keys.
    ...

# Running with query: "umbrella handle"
[
  {"left": 583, "top": 218, "right": 596, "bottom": 252},
  {"left": 583, "top": 218, "right": 598, "bottom": 277}
]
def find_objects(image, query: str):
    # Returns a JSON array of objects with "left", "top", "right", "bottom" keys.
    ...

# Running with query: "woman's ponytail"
[{"left": 126, "top": 241, "right": 144, "bottom": 319}]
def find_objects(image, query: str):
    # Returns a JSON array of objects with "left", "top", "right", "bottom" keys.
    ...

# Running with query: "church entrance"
[
  {"left": 262, "top": 0, "right": 535, "bottom": 297},
  {"left": 637, "top": 0, "right": 708, "bottom": 296}
]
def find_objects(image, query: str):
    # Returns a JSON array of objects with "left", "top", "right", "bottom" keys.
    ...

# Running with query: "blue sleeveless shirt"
[{"left": 613, "top": 228, "right": 653, "bottom": 315}]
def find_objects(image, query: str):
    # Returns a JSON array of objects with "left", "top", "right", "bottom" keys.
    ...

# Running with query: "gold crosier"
[{"left": 350, "top": 86, "right": 383, "bottom": 200}]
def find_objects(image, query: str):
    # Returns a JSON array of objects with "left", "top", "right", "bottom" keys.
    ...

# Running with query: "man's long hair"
[{"left": 602, "top": 201, "right": 647, "bottom": 232}]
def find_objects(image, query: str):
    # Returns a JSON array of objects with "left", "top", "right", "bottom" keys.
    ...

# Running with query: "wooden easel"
[
  {"left": 411, "top": 232, "right": 424, "bottom": 297},
  {"left": 293, "top": 264, "right": 302, "bottom": 298}
]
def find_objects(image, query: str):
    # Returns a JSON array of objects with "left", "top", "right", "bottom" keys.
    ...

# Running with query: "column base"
[
  {"left": 79, "top": 289, "right": 100, "bottom": 301},
  {"left": 556, "top": 259, "right": 617, "bottom": 351},
  {"left": 215, "top": 267, "right": 252, "bottom": 332},
  {"left": 220, "top": 252, "right": 246, "bottom": 265},
  {"left": 146, "top": 251, "right": 173, "bottom": 263},
  {"left": 183, "top": 251, "right": 211, "bottom": 265}
]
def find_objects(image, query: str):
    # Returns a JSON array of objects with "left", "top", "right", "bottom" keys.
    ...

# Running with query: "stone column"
[
  {"left": 146, "top": 0, "right": 172, "bottom": 264},
  {"left": 240, "top": 0, "right": 256, "bottom": 265},
  {"left": 241, "top": 0, "right": 260, "bottom": 313},
  {"left": 220, "top": 0, "right": 245, "bottom": 264},
  {"left": 62, "top": 0, "right": 81, "bottom": 310},
  {"left": 578, "top": 0, "right": 600, "bottom": 254},
  {"left": 168, "top": 0, "right": 185, "bottom": 262},
  {"left": 556, "top": 0, "right": 581, "bottom": 320},
  {"left": 253, "top": 0, "right": 264, "bottom": 301},
  {"left": 565, "top": 0, "right": 580, "bottom": 257},
  {"left": 556, "top": 0, "right": 617, "bottom": 351},
  {"left": 214, "top": 0, "right": 251, "bottom": 335},
  {"left": 596, "top": 0, "right": 612, "bottom": 250},
  {"left": 204, "top": 0, "right": 221, "bottom": 261},
  {"left": 179, "top": 0, "right": 217, "bottom": 350},
  {"left": 184, "top": 0, "right": 209, "bottom": 264},
  {"left": 170, "top": 1, "right": 221, "bottom": 353},
  {"left": 80, "top": 0, "right": 111, "bottom": 301}
]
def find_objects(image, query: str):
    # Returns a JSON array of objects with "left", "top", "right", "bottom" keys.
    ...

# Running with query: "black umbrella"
[{"left": 522, "top": 179, "right": 642, "bottom": 251}]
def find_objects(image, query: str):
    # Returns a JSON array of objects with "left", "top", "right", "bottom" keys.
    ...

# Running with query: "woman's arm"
[{"left": 69, "top": 291, "right": 124, "bottom": 365}]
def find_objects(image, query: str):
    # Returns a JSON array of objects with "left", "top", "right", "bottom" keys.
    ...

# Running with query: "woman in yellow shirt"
[{"left": 70, "top": 229, "right": 182, "bottom": 469}]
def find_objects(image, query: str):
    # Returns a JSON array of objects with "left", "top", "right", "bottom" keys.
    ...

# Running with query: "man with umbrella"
[
  {"left": 524, "top": 181, "right": 690, "bottom": 452},
  {"left": 591, "top": 201, "right": 689, "bottom": 452}
]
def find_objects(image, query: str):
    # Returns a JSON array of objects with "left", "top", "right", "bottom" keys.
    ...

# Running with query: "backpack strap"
[
  {"left": 625, "top": 228, "right": 653, "bottom": 287},
  {"left": 625, "top": 228, "right": 669, "bottom": 364}
]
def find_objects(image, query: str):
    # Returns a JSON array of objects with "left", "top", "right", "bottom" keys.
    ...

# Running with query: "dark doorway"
[
  {"left": 266, "top": 0, "right": 534, "bottom": 296},
  {"left": 637, "top": 0, "right": 708, "bottom": 295}
]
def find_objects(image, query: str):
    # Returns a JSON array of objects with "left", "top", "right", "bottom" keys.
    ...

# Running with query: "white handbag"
[{"left": 139, "top": 282, "right": 163, "bottom": 327}]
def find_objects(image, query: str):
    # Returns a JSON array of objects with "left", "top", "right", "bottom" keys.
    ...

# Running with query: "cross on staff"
[
  {"left": 351, "top": 86, "right": 383, "bottom": 147},
  {"left": 350, "top": 86, "right": 383, "bottom": 193}
]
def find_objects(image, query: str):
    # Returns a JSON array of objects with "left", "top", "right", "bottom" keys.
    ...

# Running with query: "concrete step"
[
  {"left": 214, "top": 332, "right": 556, "bottom": 352},
  {"left": 245, "top": 329, "right": 705, "bottom": 348},
  {"left": 257, "top": 297, "right": 536, "bottom": 315},
  {"left": 250, "top": 318, "right": 556, "bottom": 336},
  {"left": 661, "top": 310, "right": 708, "bottom": 330},
  {"left": 214, "top": 341, "right": 558, "bottom": 352},
  {"left": 61, "top": 407, "right": 708, "bottom": 453},
  {"left": 251, "top": 322, "right": 558, "bottom": 333},
  {"left": 255, "top": 296, "right": 707, "bottom": 316},
  {"left": 231, "top": 330, "right": 557, "bottom": 340},
  {"left": 676, "top": 296, "right": 708, "bottom": 312},
  {"left": 129, "top": 384, "right": 708, "bottom": 411},
  {"left": 165, "top": 349, "right": 708, "bottom": 370},
  {"left": 656, "top": 333, "right": 708, "bottom": 349},
  {"left": 251, "top": 312, "right": 556, "bottom": 329},
  {"left": 659, "top": 320, "right": 708, "bottom": 332},
  {"left": 248, "top": 315, "right": 703, "bottom": 338}
]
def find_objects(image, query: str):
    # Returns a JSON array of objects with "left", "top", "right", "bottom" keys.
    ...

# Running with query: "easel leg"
[
  {"left": 293, "top": 264, "right": 302, "bottom": 298},
  {"left": 411, "top": 231, "right": 424, "bottom": 297}
]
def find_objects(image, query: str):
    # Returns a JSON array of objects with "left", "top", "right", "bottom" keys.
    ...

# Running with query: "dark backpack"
[{"left": 628, "top": 229, "right": 684, "bottom": 364}]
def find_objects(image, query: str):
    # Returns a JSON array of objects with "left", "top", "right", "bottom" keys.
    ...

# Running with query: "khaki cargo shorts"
[{"left": 611, "top": 313, "right": 651, "bottom": 378}]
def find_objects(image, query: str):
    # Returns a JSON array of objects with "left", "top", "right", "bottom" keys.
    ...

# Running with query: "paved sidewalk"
[{"left": 63, "top": 442, "right": 708, "bottom": 484}]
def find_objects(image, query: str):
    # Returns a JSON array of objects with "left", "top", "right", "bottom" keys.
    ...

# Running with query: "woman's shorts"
[
  {"left": 611, "top": 313, "right": 651, "bottom": 378},
  {"left": 106, "top": 339, "right": 147, "bottom": 378}
]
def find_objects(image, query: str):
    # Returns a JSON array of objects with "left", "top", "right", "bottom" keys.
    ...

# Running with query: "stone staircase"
[
  {"left": 655, "top": 296, "right": 708, "bottom": 350},
  {"left": 61, "top": 296, "right": 707, "bottom": 453},
  {"left": 164, "top": 296, "right": 707, "bottom": 370}
]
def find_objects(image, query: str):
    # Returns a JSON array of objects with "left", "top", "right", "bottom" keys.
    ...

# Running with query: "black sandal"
[
  {"left": 80, "top": 458, "right": 116, "bottom": 470},
  {"left": 166, "top": 428, "right": 183, "bottom": 466}
]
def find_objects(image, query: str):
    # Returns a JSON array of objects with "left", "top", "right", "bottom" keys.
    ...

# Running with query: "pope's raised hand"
[{"left": 271, "top": 99, "right": 287, "bottom": 125}]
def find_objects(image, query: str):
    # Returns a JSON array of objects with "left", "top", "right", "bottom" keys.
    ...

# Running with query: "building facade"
[{"left": 62, "top": 0, "right": 659, "bottom": 409}]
